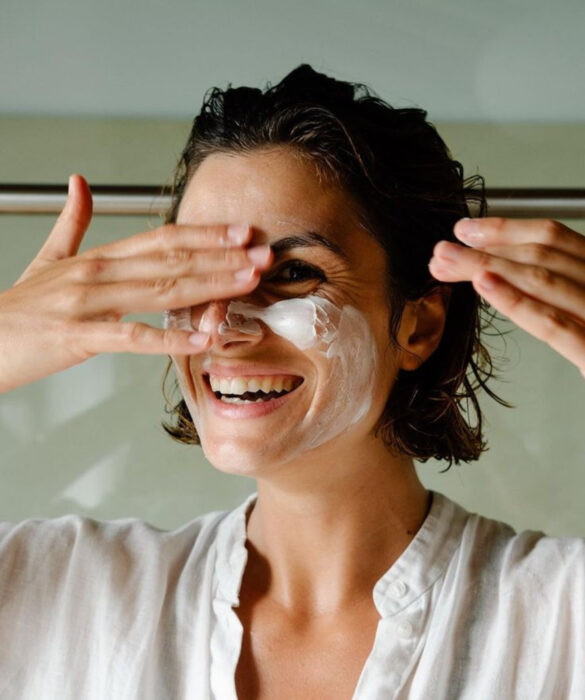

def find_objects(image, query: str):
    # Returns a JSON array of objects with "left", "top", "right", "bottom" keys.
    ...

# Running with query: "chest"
[{"left": 234, "top": 597, "right": 381, "bottom": 700}]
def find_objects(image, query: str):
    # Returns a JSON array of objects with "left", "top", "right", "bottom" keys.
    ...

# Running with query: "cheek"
[
  {"left": 292, "top": 305, "right": 380, "bottom": 452},
  {"left": 329, "top": 307, "right": 378, "bottom": 420}
]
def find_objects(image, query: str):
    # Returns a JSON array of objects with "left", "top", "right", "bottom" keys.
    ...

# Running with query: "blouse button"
[
  {"left": 396, "top": 621, "right": 414, "bottom": 639},
  {"left": 390, "top": 579, "right": 408, "bottom": 599}
]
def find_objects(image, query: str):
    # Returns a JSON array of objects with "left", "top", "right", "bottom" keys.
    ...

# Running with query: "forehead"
[{"left": 176, "top": 147, "right": 363, "bottom": 246}]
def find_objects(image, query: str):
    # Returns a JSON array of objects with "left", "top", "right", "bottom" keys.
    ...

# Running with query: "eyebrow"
[{"left": 270, "top": 231, "right": 349, "bottom": 263}]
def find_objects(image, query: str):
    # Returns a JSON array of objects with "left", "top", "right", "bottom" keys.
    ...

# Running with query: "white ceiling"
[{"left": 1, "top": 0, "right": 584, "bottom": 122}]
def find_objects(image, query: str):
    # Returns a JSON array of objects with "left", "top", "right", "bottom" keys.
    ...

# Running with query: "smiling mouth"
[{"left": 203, "top": 374, "right": 304, "bottom": 404}]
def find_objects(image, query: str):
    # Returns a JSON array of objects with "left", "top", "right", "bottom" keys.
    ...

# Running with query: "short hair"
[{"left": 161, "top": 64, "right": 510, "bottom": 467}]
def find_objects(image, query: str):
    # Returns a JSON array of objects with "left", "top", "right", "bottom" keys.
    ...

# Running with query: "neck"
[{"left": 243, "top": 436, "right": 430, "bottom": 618}]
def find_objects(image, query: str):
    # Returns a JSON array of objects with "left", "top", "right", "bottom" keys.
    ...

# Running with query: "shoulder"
[
  {"left": 0, "top": 504, "right": 237, "bottom": 589},
  {"left": 460, "top": 505, "right": 584, "bottom": 567},
  {"left": 416, "top": 496, "right": 585, "bottom": 697},
  {"left": 0, "top": 500, "right": 254, "bottom": 693},
  {"left": 445, "top": 498, "right": 585, "bottom": 601}
]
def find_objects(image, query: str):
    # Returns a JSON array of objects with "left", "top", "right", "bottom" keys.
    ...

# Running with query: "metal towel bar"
[{"left": 0, "top": 186, "right": 584, "bottom": 218}]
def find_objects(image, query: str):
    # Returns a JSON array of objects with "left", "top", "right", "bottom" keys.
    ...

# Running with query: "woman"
[{"left": 0, "top": 65, "right": 583, "bottom": 699}]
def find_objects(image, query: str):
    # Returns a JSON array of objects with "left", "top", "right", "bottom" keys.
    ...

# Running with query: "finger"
[
  {"left": 74, "top": 245, "right": 273, "bottom": 283},
  {"left": 40, "top": 174, "right": 94, "bottom": 260},
  {"left": 82, "top": 322, "right": 212, "bottom": 356},
  {"left": 67, "top": 267, "right": 261, "bottom": 317},
  {"left": 473, "top": 271, "right": 585, "bottom": 376},
  {"left": 454, "top": 218, "right": 585, "bottom": 260},
  {"left": 14, "top": 175, "right": 94, "bottom": 286},
  {"left": 430, "top": 242, "right": 585, "bottom": 323},
  {"left": 465, "top": 244, "right": 585, "bottom": 287},
  {"left": 85, "top": 222, "right": 252, "bottom": 260}
]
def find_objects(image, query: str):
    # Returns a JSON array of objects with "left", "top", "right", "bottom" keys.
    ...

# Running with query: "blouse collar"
[
  {"left": 214, "top": 490, "right": 469, "bottom": 616},
  {"left": 214, "top": 491, "right": 258, "bottom": 606}
]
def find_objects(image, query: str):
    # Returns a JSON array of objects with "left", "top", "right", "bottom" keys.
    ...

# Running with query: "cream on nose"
[
  {"left": 197, "top": 301, "right": 228, "bottom": 335},
  {"left": 198, "top": 300, "right": 263, "bottom": 348}
]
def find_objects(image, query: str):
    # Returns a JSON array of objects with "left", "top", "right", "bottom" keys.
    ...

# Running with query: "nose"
[{"left": 195, "top": 300, "right": 265, "bottom": 351}]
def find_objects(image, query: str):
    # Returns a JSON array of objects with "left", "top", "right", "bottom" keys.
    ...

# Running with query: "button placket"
[{"left": 389, "top": 579, "right": 408, "bottom": 599}]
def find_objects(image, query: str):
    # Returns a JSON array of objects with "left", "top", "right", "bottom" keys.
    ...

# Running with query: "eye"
[{"left": 265, "top": 260, "right": 327, "bottom": 284}]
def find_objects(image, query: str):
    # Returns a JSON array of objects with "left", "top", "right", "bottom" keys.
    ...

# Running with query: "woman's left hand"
[{"left": 429, "top": 218, "right": 585, "bottom": 378}]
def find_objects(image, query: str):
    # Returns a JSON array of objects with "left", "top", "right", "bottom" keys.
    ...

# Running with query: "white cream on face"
[
  {"left": 165, "top": 295, "right": 378, "bottom": 456},
  {"left": 219, "top": 297, "right": 337, "bottom": 350}
]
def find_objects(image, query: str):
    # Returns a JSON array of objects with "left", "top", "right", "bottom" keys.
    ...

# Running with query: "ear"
[{"left": 396, "top": 287, "right": 451, "bottom": 371}]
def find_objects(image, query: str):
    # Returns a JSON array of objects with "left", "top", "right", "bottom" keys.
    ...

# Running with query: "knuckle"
[
  {"left": 204, "top": 270, "right": 240, "bottom": 290},
  {"left": 528, "top": 264, "right": 554, "bottom": 287},
  {"left": 223, "top": 248, "right": 248, "bottom": 267},
  {"left": 151, "top": 277, "right": 179, "bottom": 296},
  {"left": 541, "top": 220, "right": 563, "bottom": 245},
  {"left": 124, "top": 322, "right": 144, "bottom": 343},
  {"left": 159, "top": 223, "right": 227, "bottom": 247},
  {"left": 75, "top": 257, "right": 107, "bottom": 281},
  {"left": 506, "top": 288, "right": 525, "bottom": 314},
  {"left": 204, "top": 271, "right": 224, "bottom": 288},
  {"left": 541, "top": 308, "right": 569, "bottom": 340},
  {"left": 209, "top": 224, "right": 230, "bottom": 240},
  {"left": 60, "top": 283, "right": 91, "bottom": 313},
  {"left": 525, "top": 243, "right": 550, "bottom": 265},
  {"left": 161, "top": 329, "right": 175, "bottom": 349},
  {"left": 148, "top": 225, "right": 172, "bottom": 244},
  {"left": 490, "top": 217, "right": 507, "bottom": 234},
  {"left": 195, "top": 224, "right": 228, "bottom": 246},
  {"left": 475, "top": 250, "right": 493, "bottom": 269},
  {"left": 165, "top": 248, "right": 192, "bottom": 268}
]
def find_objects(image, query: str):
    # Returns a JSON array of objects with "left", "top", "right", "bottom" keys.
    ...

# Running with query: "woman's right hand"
[{"left": 0, "top": 174, "right": 272, "bottom": 394}]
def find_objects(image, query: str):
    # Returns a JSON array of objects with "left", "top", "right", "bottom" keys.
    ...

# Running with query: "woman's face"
[{"left": 170, "top": 147, "right": 403, "bottom": 476}]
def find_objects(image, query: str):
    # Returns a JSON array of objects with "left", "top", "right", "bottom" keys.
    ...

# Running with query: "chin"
[
  {"left": 204, "top": 451, "right": 258, "bottom": 477},
  {"left": 200, "top": 436, "right": 271, "bottom": 477}
]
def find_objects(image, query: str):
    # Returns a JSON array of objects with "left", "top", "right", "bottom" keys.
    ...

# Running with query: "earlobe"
[{"left": 397, "top": 288, "right": 451, "bottom": 371}]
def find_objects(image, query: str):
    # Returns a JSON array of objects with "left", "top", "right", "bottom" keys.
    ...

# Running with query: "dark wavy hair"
[{"left": 161, "top": 63, "right": 511, "bottom": 467}]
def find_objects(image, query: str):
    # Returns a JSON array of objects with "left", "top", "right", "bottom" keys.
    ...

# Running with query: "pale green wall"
[
  {"left": 0, "top": 118, "right": 584, "bottom": 533},
  {"left": 2, "top": 118, "right": 585, "bottom": 187},
  {"left": 2, "top": 0, "right": 584, "bottom": 122}
]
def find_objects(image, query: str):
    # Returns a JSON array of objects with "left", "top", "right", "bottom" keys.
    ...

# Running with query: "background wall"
[{"left": 1, "top": 0, "right": 584, "bottom": 534}]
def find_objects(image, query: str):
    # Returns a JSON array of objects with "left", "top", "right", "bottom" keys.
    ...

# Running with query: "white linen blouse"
[{"left": 1, "top": 490, "right": 584, "bottom": 699}]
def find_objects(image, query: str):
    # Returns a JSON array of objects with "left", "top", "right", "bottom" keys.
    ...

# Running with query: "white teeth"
[
  {"left": 208, "top": 374, "right": 301, "bottom": 396},
  {"left": 220, "top": 396, "right": 266, "bottom": 404},
  {"left": 231, "top": 377, "right": 248, "bottom": 394},
  {"left": 248, "top": 378, "right": 261, "bottom": 392}
]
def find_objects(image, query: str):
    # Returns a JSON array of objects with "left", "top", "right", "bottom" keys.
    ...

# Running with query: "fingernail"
[
  {"left": 436, "top": 241, "right": 462, "bottom": 262},
  {"left": 429, "top": 259, "right": 455, "bottom": 276},
  {"left": 68, "top": 175, "right": 74, "bottom": 197},
  {"left": 247, "top": 245, "right": 271, "bottom": 266},
  {"left": 188, "top": 332, "right": 210, "bottom": 346},
  {"left": 227, "top": 224, "right": 249, "bottom": 244},
  {"left": 235, "top": 267, "right": 256, "bottom": 281},
  {"left": 456, "top": 218, "right": 484, "bottom": 243}
]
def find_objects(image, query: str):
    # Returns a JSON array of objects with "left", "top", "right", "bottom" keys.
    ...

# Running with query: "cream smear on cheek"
[{"left": 164, "top": 296, "right": 377, "bottom": 453}]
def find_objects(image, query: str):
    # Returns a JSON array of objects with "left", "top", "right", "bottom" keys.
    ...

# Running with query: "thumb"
[{"left": 38, "top": 173, "right": 94, "bottom": 261}]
